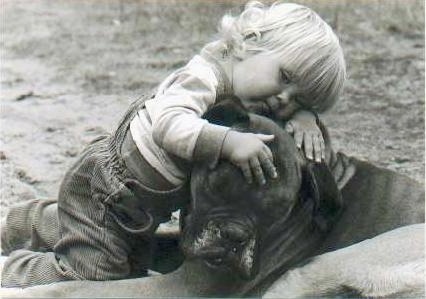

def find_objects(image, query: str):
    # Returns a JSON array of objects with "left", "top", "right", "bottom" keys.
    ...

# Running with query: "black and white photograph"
[{"left": 0, "top": 0, "right": 424, "bottom": 297}]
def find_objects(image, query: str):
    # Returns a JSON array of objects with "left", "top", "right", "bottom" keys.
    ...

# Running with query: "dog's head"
[{"left": 181, "top": 98, "right": 342, "bottom": 280}]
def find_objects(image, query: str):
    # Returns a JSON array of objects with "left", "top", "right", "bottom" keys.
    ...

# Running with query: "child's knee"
[
  {"left": 0, "top": 217, "right": 16, "bottom": 255},
  {"left": 1, "top": 199, "right": 59, "bottom": 255},
  {"left": 1, "top": 203, "right": 34, "bottom": 255}
]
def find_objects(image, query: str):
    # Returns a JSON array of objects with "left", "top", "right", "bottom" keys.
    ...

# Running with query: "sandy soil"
[{"left": 0, "top": 0, "right": 424, "bottom": 219}]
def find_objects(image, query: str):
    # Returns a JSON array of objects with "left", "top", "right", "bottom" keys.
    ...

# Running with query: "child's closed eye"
[{"left": 280, "top": 69, "right": 291, "bottom": 85}]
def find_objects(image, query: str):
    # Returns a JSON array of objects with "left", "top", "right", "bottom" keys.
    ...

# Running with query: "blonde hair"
[{"left": 218, "top": 1, "right": 346, "bottom": 112}]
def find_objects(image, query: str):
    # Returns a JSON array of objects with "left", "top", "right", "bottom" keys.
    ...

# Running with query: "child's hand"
[
  {"left": 221, "top": 130, "right": 278, "bottom": 185},
  {"left": 284, "top": 110, "right": 325, "bottom": 163}
]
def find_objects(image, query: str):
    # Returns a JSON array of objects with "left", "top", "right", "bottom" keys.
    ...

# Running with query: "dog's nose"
[{"left": 221, "top": 225, "right": 250, "bottom": 244}]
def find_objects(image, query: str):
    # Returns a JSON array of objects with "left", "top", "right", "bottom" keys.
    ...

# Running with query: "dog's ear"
[
  {"left": 202, "top": 96, "right": 249, "bottom": 127},
  {"left": 301, "top": 162, "right": 343, "bottom": 232}
]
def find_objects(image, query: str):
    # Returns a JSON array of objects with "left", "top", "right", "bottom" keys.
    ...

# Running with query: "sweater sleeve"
[{"left": 144, "top": 60, "right": 230, "bottom": 167}]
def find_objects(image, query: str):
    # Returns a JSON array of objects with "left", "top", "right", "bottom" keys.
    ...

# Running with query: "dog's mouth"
[
  {"left": 193, "top": 245, "right": 227, "bottom": 268},
  {"left": 201, "top": 239, "right": 257, "bottom": 280},
  {"left": 205, "top": 257, "right": 224, "bottom": 268}
]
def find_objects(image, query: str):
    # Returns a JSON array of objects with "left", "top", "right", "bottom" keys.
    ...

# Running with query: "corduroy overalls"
[{"left": 1, "top": 51, "right": 233, "bottom": 288}]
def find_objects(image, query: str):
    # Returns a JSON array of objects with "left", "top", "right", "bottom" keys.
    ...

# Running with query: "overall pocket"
[
  {"left": 104, "top": 178, "right": 190, "bottom": 236},
  {"left": 104, "top": 182, "right": 156, "bottom": 236}
]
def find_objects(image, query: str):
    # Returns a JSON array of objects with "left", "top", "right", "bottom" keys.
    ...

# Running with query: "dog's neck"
[{"left": 237, "top": 199, "right": 328, "bottom": 296}]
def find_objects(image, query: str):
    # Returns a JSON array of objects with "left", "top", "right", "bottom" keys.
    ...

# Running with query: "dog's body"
[
  {"left": 1, "top": 103, "right": 424, "bottom": 298},
  {"left": 260, "top": 156, "right": 425, "bottom": 298},
  {"left": 264, "top": 223, "right": 425, "bottom": 298},
  {"left": 3, "top": 225, "right": 423, "bottom": 298},
  {"left": 0, "top": 260, "right": 241, "bottom": 298},
  {"left": 322, "top": 157, "right": 424, "bottom": 251}
]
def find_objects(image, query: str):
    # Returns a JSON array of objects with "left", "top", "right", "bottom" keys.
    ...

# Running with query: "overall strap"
[{"left": 107, "top": 93, "right": 153, "bottom": 181}]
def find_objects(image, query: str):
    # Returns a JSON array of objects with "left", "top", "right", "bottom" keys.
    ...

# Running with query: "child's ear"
[
  {"left": 202, "top": 96, "right": 249, "bottom": 127},
  {"left": 300, "top": 162, "right": 343, "bottom": 232}
]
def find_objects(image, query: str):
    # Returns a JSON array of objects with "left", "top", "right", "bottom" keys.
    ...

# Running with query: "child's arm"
[
  {"left": 145, "top": 59, "right": 277, "bottom": 185},
  {"left": 284, "top": 110, "right": 325, "bottom": 162}
]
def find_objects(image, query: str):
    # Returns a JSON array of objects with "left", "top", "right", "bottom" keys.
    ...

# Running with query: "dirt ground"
[{"left": 0, "top": 0, "right": 424, "bottom": 219}]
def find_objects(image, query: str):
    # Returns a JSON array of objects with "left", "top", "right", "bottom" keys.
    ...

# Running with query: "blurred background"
[{"left": 0, "top": 0, "right": 424, "bottom": 217}]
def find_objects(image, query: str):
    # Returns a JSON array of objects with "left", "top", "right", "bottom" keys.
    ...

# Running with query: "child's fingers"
[
  {"left": 294, "top": 131, "right": 303, "bottom": 149},
  {"left": 262, "top": 143, "right": 274, "bottom": 161},
  {"left": 256, "top": 134, "right": 275, "bottom": 143},
  {"left": 285, "top": 122, "right": 294, "bottom": 135},
  {"left": 259, "top": 149, "right": 277, "bottom": 179},
  {"left": 313, "top": 135, "right": 322, "bottom": 163},
  {"left": 240, "top": 162, "right": 253, "bottom": 184},
  {"left": 320, "top": 137, "right": 326, "bottom": 160},
  {"left": 303, "top": 134, "right": 313, "bottom": 160},
  {"left": 250, "top": 157, "right": 266, "bottom": 185}
]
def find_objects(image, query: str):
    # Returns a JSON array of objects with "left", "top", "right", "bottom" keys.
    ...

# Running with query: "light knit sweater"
[{"left": 130, "top": 45, "right": 232, "bottom": 186}]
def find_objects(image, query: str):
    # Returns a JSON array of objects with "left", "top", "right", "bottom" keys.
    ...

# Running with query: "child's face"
[{"left": 232, "top": 52, "right": 305, "bottom": 120}]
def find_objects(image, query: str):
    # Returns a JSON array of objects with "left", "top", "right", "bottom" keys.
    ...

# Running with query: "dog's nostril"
[{"left": 214, "top": 257, "right": 223, "bottom": 263}]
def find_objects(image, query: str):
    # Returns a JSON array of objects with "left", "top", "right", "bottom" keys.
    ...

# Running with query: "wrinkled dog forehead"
[{"left": 190, "top": 114, "right": 303, "bottom": 222}]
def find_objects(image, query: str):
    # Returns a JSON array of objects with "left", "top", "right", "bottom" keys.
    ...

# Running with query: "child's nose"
[{"left": 276, "top": 93, "right": 291, "bottom": 106}]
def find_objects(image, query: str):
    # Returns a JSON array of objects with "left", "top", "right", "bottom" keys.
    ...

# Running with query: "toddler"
[{"left": 1, "top": 1, "right": 345, "bottom": 287}]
